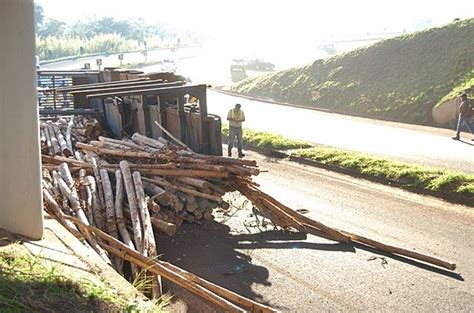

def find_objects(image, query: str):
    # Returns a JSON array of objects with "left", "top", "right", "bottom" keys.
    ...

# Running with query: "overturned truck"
[{"left": 38, "top": 69, "right": 222, "bottom": 155}]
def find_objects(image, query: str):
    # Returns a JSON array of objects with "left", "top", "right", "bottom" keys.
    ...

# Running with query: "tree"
[
  {"left": 38, "top": 19, "right": 67, "bottom": 38},
  {"left": 34, "top": 3, "right": 44, "bottom": 32}
]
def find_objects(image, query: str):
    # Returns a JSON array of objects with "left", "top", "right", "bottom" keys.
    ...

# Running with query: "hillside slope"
[{"left": 228, "top": 19, "right": 474, "bottom": 125}]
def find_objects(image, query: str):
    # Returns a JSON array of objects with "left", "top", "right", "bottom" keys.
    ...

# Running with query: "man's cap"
[{"left": 460, "top": 93, "right": 467, "bottom": 98}]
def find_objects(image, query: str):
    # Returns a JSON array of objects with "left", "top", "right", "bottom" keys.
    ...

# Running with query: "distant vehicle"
[
  {"left": 230, "top": 58, "right": 246, "bottom": 72},
  {"left": 245, "top": 59, "right": 275, "bottom": 71},
  {"left": 161, "top": 59, "right": 177, "bottom": 73},
  {"left": 230, "top": 58, "right": 247, "bottom": 82}
]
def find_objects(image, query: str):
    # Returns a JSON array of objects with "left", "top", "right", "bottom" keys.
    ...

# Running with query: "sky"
[
  {"left": 36, "top": 0, "right": 474, "bottom": 35},
  {"left": 36, "top": 0, "right": 473, "bottom": 62}
]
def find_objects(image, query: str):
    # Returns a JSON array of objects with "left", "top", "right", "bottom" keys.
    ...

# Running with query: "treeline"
[{"left": 34, "top": 3, "right": 201, "bottom": 60}]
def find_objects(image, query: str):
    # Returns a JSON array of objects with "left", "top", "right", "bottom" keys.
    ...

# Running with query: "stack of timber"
[
  {"left": 40, "top": 116, "right": 103, "bottom": 157},
  {"left": 41, "top": 117, "right": 272, "bottom": 311},
  {"left": 41, "top": 116, "right": 456, "bottom": 311}
]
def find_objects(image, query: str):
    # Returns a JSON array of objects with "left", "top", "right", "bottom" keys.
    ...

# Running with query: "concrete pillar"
[{"left": 0, "top": 0, "right": 43, "bottom": 239}]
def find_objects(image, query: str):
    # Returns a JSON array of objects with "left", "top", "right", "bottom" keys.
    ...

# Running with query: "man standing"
[
  {"left": 452, "top": 93, "right": 473, "bottom": 141},
  {"left": 227, "top": 103, "right": 245, "bottom": 158}
]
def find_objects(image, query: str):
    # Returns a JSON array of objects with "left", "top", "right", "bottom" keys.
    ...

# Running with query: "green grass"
[
  {"left": 0, "top": 248, "right": 167, "bottom": 312},
  {"left": 292, "top": 147, "right": 474, "bottom": 198},
  {"left": 228, "top": 18, "right": 474, "bottom": 126},
  {"left": 223, "top": 123, "right": 474, "bottom": 200},
  {"left": 222, "top": 123, "right": 312, "bottom": 150}
]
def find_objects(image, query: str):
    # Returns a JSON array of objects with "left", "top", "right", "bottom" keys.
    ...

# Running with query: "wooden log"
[
  {"left": 43, "top": 125, "right": 54, "bottom": 156},
  {"left": 75, "top": 150, "right": 85, "bottom": 162},
  {"left": 177, "top": 177, "right": 211, "bottom": 189},
  {"left": 241, "top": 183, "right": 351, "bottom": 243},
  {"left": 119, "top": 161, "right": 143, "bottom": 253},
  {"left": 153, "top": 122, "right": 193, "bottom": 152},
  {"left": 99, "top": 169, "right": 119, "bottom": 241},
  {"left": 58, "top": 163, "right": 74, "bottom": 188},
  {"left": 192, "top": 210, "right": 203, "bottom": 220},
  {"left": 341, "top": 231, "right": 456, "bottom": 271},
  {"left": 179, "top": 162, "right": 225, "bottom": 173},
  {"left": 99, "top": 136, "right": 160, "bottom": 154},
  {"left": 193, "top": 154, "right": 257, "bottom": 167},
  {"left": 132, "top": 171, "right": 163, "bottom": 298},
  {"left": 47, "top": 125, "right": 61, "bottom": 155},
  {"left": 114, "top": 170, "right": 138, "bottom": 278},
  {"left": 42, "top": 187, "right": 81, "bottom": 237},
  {"left": 78, "top": 171, "right": 94, "bottom": 227},
  {"left": 53, "top": 172, "right": 111, "bottom": 264},
  {"left": 91, "top": 157, "right": 106, "bottom": 211},
  {"left": 150, "top": 216, "right": 177, "bottom": 236},
  {"left": 41, "top": 155, "right": 89, "bottom": 168},
  {"left": 203, "top": 212, "right": 213, "bottom": 220},
  {"left": 131, "top": 132, "right": 166, "bottom": 149},
  {"left": 77, "top": 143, "right": 166, "bottom": 160},
  {"left": 54, "top": 126, "right": 72, "bottom": 157},
  {"left": 143, "top": 182, "right": 172, "bottom": 206},
  {"left": 66, "top": 117, "right": 74, "bottom": 152},
  {"left": 147, "top": 199, "right": 161, "bottom": 213},
  {"left": 186, "top": 201, "right": 198, "bottom": 213},
  {"left": 138, "top": 168, "right": 227, "bottom": 178},
  {"left": 180, "top": 211, "right": 195, "bottom": 223},
  {"left": 63, "top": 217, "right": 275, "bottom": 312},
  {"left": 143, "top": 177, "right": 223, "bottom": 202},
  {"left": 86, "top": 176, "right": 105, "bottom": 231},
  {"left": 100, "top": 242, "right": 247, "bottom": 312}
]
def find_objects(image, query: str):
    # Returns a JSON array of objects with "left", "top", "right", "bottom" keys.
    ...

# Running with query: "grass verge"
[
  {"left": 0, "top": 247, "right": 167, "bottom": 312},
  {"left": 222, "top": 124, "right": 312, "bottom": 150},
  {"left": 223, "top": 125, "right": 474, "bottom": 202},
  {"left": 292, "top": 147, "right": 474, "bottom": 198}
]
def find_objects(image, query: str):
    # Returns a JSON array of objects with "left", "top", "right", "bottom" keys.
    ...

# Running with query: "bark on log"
[
  {"left": 54, "top": 126, "right": 72, "bottom": 157},
  {"left": 53, "top": 172, "right": 111, "bottom": 264},
  {"left": 153, "top": 122, "right": 192, "bottom": 152},
  {"left": 132, "top": 171, "right": 162, "bottom": 298},
  {"left": 43, "top": 125, "right": 54, "bottom": 156},
  {"left": 66, "top": 117, "right": 74, "bottom": 152},
  {"left": 177, "top": 177, "right": 211, "bottom": 189},
  {"left": 47, "top": 125, "right": 61, "bottom": 155},
  {"left": 86, "top": 176, "right": 105, "bottom": 231},
  {"left": 114, "top": 170, "right": 138, "bottom": 277},
  {"left": 99, "top": 169, "right": 119, "bottom": 241},
  {"left": 143, "top": 182, "right": 172, "bottom": 206},
  {"left": 151, "top": 216, "right": 177, "bottom": 236},
  {"left": 91, "top": 157, "right": 106, "bottom": 211},
  {"left": 131, "top": 132, "right": 166, "bottom": 149},
  {"left": 99, "top": 136, "right": 160, "bottom": 154},
  {"left": 119, "top": 161, "right": 143, "bottom": 253}
]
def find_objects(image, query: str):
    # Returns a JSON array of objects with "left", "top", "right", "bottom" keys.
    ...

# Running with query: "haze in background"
[{"left": 36, "top": 0, "right": 473, "bottom": 68}]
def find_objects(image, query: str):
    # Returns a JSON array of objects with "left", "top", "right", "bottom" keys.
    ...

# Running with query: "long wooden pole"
[{"left": 63, "top": 216, "right": 274, "bottom": 313}]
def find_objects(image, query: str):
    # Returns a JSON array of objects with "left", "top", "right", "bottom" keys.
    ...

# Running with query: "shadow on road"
[
  {"left": 459, "top": 139, "right": 474, "bottom": 146},
  {"left": 156, "top": 220, "right": 355, "bottom": 311}
]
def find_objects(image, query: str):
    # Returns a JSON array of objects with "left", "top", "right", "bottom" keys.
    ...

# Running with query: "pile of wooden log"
[
  {"left": 40, "top": 116, "right": 103, "bottom": 157},
  {"left": 41, "top": 117, "right": 269, "bottom": 309},
  {"left": 41, "top": 116, "right": 456, "bottom": 311}
]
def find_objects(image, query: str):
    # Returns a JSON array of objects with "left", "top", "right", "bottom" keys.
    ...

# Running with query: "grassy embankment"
[
  {"left": 0, "top": 247, "right": 167, "bottom": 312},
  {"left": 227, "top": 18, "right": 474, "bottom": 125},
  {"left": 222, "top": 124, "right": 474, "bottom": 200}
]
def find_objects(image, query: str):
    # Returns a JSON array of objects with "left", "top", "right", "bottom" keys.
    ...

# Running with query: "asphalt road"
[
  {"left": 206, "top": 90, "right": 474, "bottom": 174},
  {"left": 158, "top": 150, "right": 474, "bottom": 312}
]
